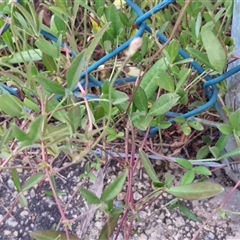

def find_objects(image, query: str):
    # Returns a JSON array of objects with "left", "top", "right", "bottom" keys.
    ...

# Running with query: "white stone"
[
  {"left": 6, "top": 217, "right": 18, "bottom": 227},
  {"left": 20, "top": 210, "right": 29, "bottom": 217},
  {"left": 7, "top": 178, "right": 15, "bottom": 189}
]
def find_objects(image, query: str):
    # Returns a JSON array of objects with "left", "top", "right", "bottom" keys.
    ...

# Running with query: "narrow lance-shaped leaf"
[
  {"left": 186, "top": 47, "right": 213, "bottom": 69},
  {"left": 193, "top": 166, "right": 212, "bottom": 176},
  {"left": 27, "top": 115, "right": 46, "bottom": 143},
  {"left": 133, "top": 86, "right": 148, "bottom": 112},
  {"left": 86, "top": 23, "right": 110, "bottom": 61},
  {"left": 1, "top": 49, "right": 42, "bottom": 64},
  {"left": 215, "top": 134, "right": 229, "bottom": 156},
  {"left": 139, "top": 149, "right": 159, "bottom": 182},
  {"left": 18, "top": 192, "right": 28, "bottom": 208},
  {"left": 79, "top": 188, "right": 101, "bottom": 204},
  {"left": 12, "top": 169, "right": 22, "bottom": 192},
  {"left": 22, "top": 173, "right": 45, "bottom": 192},
  {"left": 98, "top": 214, "right": 121, "bottom": 240},
  {"left": 66, "top": 51, "right": 86, "bottom": 90},
  {"left": 177, "top": 201, "right": 201, "bottom": 222},
  {"left": 201, "top": 26, "right": 227, "bottom": 73},
  {"left": 218, "top": 147, "right": 240, "bottom": 160},
  {"left": 35, "top": 75, "right": 65, "bottom": 95},
  {"left": 101, "top": 170, "right": 127, "bottom": 202},
  {"left": 166, "top": 182, "right": 224, "bottom": 200},
  {"left": 140, "top": 58, "right": 168, "bottom": 99},
  {"left": 181, "top": 170, "right": 195, "bottom": 185},
  {"left": 0, "top": 94, "right": 23, "bottom": 117},
  {"left": 155, "top": 68, "right": 175, "bottom": 92},
  {"left": 176, "top": 159, "right": 193, "bottom": 170},
  {"left": 148, "top": 93, "right": 180, "bottom": 116},
  {"left": 35, "top": 39, "right": 59, "bottom": 59}
]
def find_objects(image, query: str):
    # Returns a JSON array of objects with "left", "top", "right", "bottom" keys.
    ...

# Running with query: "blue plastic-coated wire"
[
  {"left": 73, "top": 22, "right": 147, "bottom": 91},
  {"left": 78, "top": 77, "right": 137, "bottom": 89},
  {"left": 40, "top": 29, "right": 77, "bottom": 57},
  {"left": 0, "top": 84, "right": 18, "bottom": 95}
]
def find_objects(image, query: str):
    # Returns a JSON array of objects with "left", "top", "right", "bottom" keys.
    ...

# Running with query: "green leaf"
[
  {"left": 22, "top": 173, "right": 45, "bottom": 192},
  {"left": 29, "top": 230, "right": 79, "bottom": 240},
  {"left": 23, "top": 98, "right": 40, "bottom": 113},
  {"left": 35, "top": 39, "right": 60, "bottom": 59},
  {"left": 201, "top": 26, "right": 227, "bottom": 73},
  {"left": 177, "top": 89, "right": 188, "bottom": 105},
  {"left": 53, "top": 15, "right": 67, "bottom": 33},
  {"left": 96, "top": 0, "right": 105, "bottom": 13},
  {"left": 106, "top": 127, "right": 116, "bottom": 136},
  {"left": 164, "top": 173, "right": 174, "bottom": 188},
  {"left": 159, "top": 121, "right": 172, "bottom": 129},
  {"left": 140, "top": 58, "right": 168, "bottom": 99},
  {"left": 165, "top": 40, "right": 179, "bottom": 63},
  {"left": 47, "top": 98, "right": 69, "bottom": 123},
  {"left": 104, "top": 5, "right": 123, "bottom": 35},
  {"left": 48, "top": 6, "right": 71, "bottom": 20},
  {"left": 1, "top": 49, "right": 42, "bottom": 64},
  {"left": 86, "top": 23, "right": 110, "bottom": 61},
  {"left": 0, "top": 19, "right": 14, "bottom": 50},
  {"left": 181, "top": 170, "right": 195, "bottom": 185},
  {"left": 229, "top": 109, "right": 240, "bottom": 130},
  {"left": 148, "top": 93, "right": 180, "bottom": 116},
  {"left": 68, "top": 105, "right": 82, "bottom": 132},
  {"left": 42, "top": 54, "right": 57, "bottom": 73},
  {"left": 101, "top": 170, "right": 127, "bottom": 202},
  {"left": 27, "top": 115, "right": 46, "bottom": 143},
  {"left": 215, "top": 134, "right": 229, "bottom": 155},
  {"left": 195, "top": 12, "right": 202, "bottom": 38},
  {"left": 0, "top": 94, "right": 23, "bottom": 117},
  {"left": 186, "top": 47, "right": 213, "bottom": 69},
  {"left": 209, "top": 146, "right": 220, "bottom": 159},
  {"left": 181, "top": 122, "right": 191, "bottom": 136},
  {"left": 12, "top": 169, "right": 22, "bottom": 192},
  {"left": 112, "top": 90, "right": 129, "bottom": 105},
  {"left": 176, "top": 159, "right": 193, "bottom": 170},
  {"left": 155, "top": 69, "right": 175, "bottom": 92},
  {"left": 18, "top": 192, "right": 28, "bottom": 208},
  {"left": 202, "top": 136, "right": 212, "bottom": 144},
  {"left": 173, "top": 58, "right": 193, "bottom": 66},
  {"left": 12, "top": 125, "right": 30, "bottom": 142},
  {"left": 174, "top": 116, "right": 186, "bottom": 124},
  {"left": 66, "top": 51, "right": 86, "bottom": 90},
  {"left": 139, "top": 149, "right": 159, "bottom": 182},
  {"left": 196, "top": 145, "right": 210, "bottom": 159},
  {"left": 133, "top": 87, "right": 148, "bottom": 112},
  {"left": 15, "top": 3, "right": 38, "bottom": 34},
  {"left": 193, "top": 166, "right": 212, "bottom": 176},
  {"left": 175, "top": 68, "right": 191, "bottom": 92},
  {"left": 188, "top": 120, "right": 204, "bottom": 131},
  {"left": 79, "top": 188, "right": 101, "bottom": 204},
  {"left": 218, "top": 124, "right": 232, "bottom": 135},
  {"left": 218, "top": 147, "right": 240, "bottom": 160},
  {"left": 131, "top": 112, "right": 152, "bottom": 131},
  {"left": 177, "top": 201, "right": 201, "bottom": 222},
  {"left": 35, "top": 76, "right": 65, "bottom": 95},
  {"left": 166, "top": 182, "right": 224, "bottom": 200},
  {"left": 98, "top": 214, "right": 121, "bottom": 240}
]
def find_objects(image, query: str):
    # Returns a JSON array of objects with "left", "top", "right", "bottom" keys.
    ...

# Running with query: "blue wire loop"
[{"left": 1, "top": 0, "right": 240, "bottom": 138}]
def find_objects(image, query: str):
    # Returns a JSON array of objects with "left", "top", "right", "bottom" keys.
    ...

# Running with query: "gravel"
[{"left": 1, "top": 154, "right": 240, "bottom": 240}]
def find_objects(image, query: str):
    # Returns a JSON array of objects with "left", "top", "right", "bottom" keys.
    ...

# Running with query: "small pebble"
[
  {"left": 7, "top": 179, "right": 15, "bottom": 189},
  {"left": 20, "top": 210, "right": 29, "bottom": 217}
]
